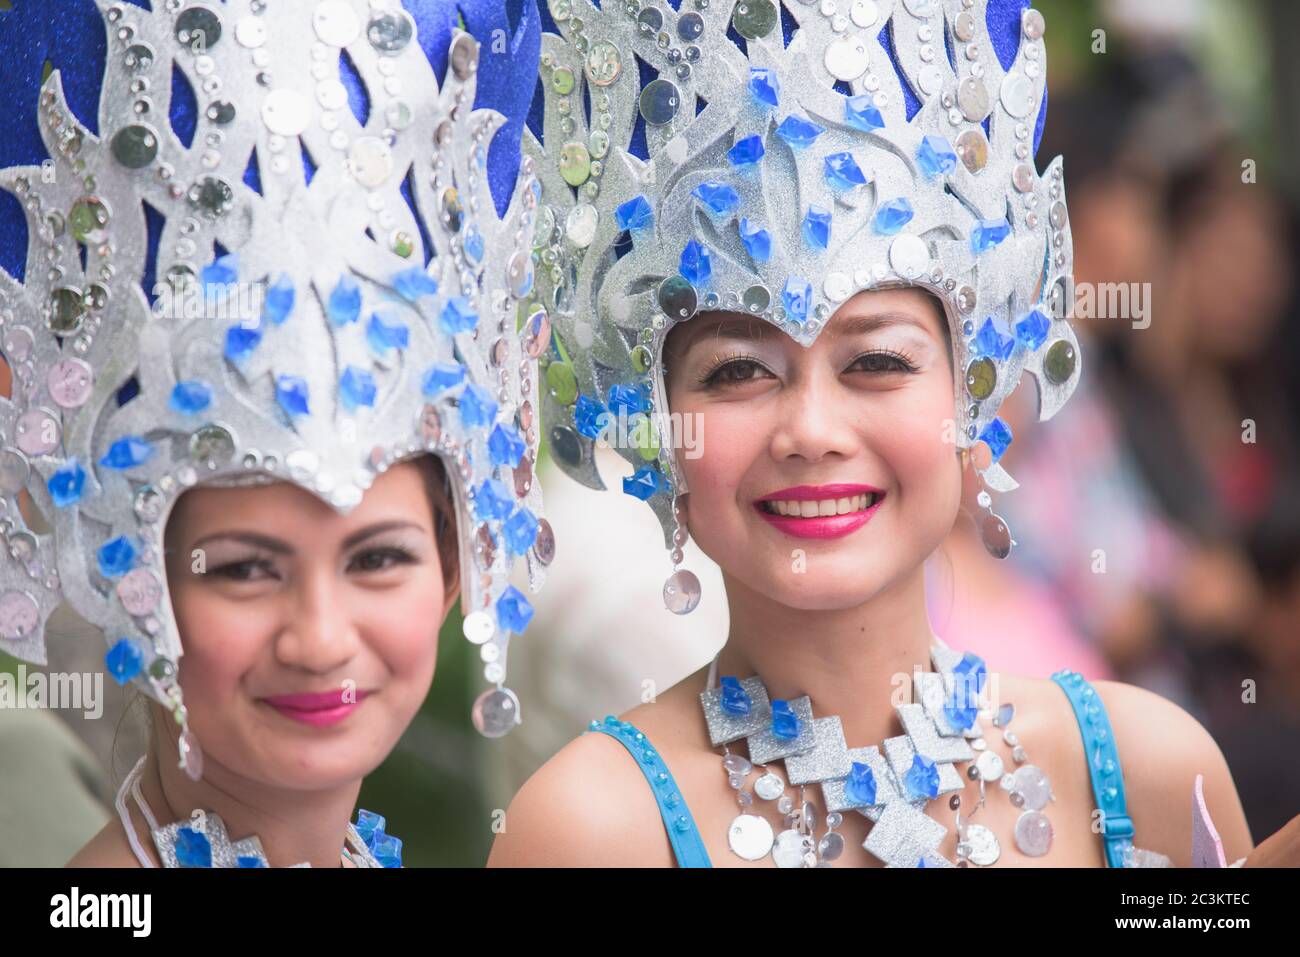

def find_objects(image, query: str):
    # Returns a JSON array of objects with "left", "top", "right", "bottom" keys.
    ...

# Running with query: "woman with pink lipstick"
[
  {"left": 0, "top": 1, "right": 550, "bottom": 867},
  {"left": 487, "top": 0, "right": 1300, "bottom": 869}
]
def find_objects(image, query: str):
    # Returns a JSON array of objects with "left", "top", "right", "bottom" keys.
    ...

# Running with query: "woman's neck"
[
  {"left": 138, "top": 717, "right": 363, "bottom": 868},
  {"left": 715, "top": 564, "right": 937, "bottom": 748}
]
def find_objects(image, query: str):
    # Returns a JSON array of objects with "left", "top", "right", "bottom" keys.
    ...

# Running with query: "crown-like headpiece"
[
  {"left": 0, "top": 0, "right": 550, "bottom": 757},
  {"left": 527, "top": 0, "right": 1079, "bottom": 593}
]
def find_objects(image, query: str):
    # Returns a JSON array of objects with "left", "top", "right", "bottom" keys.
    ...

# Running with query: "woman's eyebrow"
[
  {"left": 340, "top": 520, "right": 426, "bottom": 550},
  {"left": 190, "top": 530, "right": 292, "bottom": 553},
  {"left": 829, "top": 311, "right": 933, "bottom": 337}
]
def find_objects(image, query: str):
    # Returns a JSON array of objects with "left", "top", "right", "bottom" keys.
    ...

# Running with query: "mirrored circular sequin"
[
  {"left": 367, "top": 10, "right": 415, "bottom": 53},
  {"left": 965, "top": 357, "right": 996, "bottom": 399},
  {"left": 313, "top": 0, "right": 361, "bottom": 46},
  {"left": 261, "top": 89, "right": 312, "bottom": 136},
  {"left": 1049, "top": 200, "right": 1068, "bottom": 230},
  {"left": 450, "top": 33, "right": 478, "bottom": 79},
  {"left": 677, "top": 12, "right": 705, "bottom": 41},
  {"left": 824, "top": 35, "right": 869, "bottom": 82},
  {"left": 964, "top": 823, "right": 1001, "bottom": 866},
  {"left": 589, "top": 129, "right": 610, "bottom": 159},
  {"left": 2, "top": 327, "right": 33, "bottom": 361},
  {"left": 639, "top": 79, "right": 680, "bottom": 126},
  {"left": 585, "top": 40, "right": 623, "bottom": 86},
  {"left": 348, "top": 137, "right": 394, "bottom": 187},
  {"left": 235, "top": 16, "right": 266, "bottom": 48},
  {"left": 733, "top": 0, "right": 778, "bottom": 38},
  {"left": 207, "top": 100, "right": 236, "bottom": 125},
  {"left": 46, "top": 359, "right": 94, "bottom": 408},
  {"left": 507, "top": 252, "right": 534, "bottom": 298},
  {"left": 957, "top": 77, "right": 990, "bottom": 121},
  {"left": 472, "top": 687, "right": 520, "bottom": 737},
  {"left": 636, "top": 8, "right": 665, "bottom": 34},
  {"left": 69, "top": 197, "right": 111, "bottom": 245},
  {"left": 523, "top": 306, "right": 552, "bottom": 357},
  {"left": 0, "top": 590, "right": 40, "bottom": 641},
  {"left": 189, "top": 176, "right": 234, "bottom": 217},
  {"left": 134, "top": 485, "right": 164, "bottom": 523},
  {"left": 558, "top": 141, "right": 591, "bottom": 186},
  {"left": 189, "top": 424, "right": 236, "bottom": 468},
  {"left": 0, "top": 448, "right": 30, "bottom": 495},
  {"left": 111, "top": 124, "right": 159, "bottom": 169},
  {"left": 1043, "top": 339, "right": 1075, "bottom": 384},
  {"left": 658, "top": 276, "right": 697, "bottom": 319},
  {"left": 955, "top": 129, "right": 988, "bottom": 173},
  {"left": 15, "top": 409, "right": 60, "bottom": 457},
  {"left": 742, "top": 284, "right": 770, "bottom": 314},
  {"left": 442, "top": 187, "right": 463, "bottom": 231},
  {"left": 1012, "top": 162, "right": 1035, "bottom": 192},
  {"left": 48, "top": 287, "right": 85, "bottom": 335},
  {"left": 754, "top": 771, "right": 784, "bottom": 800},
  {"left": 564, "top": 203, "right": 598, "bottom": 247},
  {"left": 125, "top": 44, "right": 154, "bottom": 72},
  {"left": 1000, "top": 72, "right": 1034, "bottom": 118},
  {"left": 954, "top": 9, "right": 977, "bottom": 40},
  {"left": 1014, "top": 809, "right": 1053, "bottom": 856},
  {"left": 888, "top": 234, "right": 930, "bottom": 278},
  {"left": 663, "top": 568, "right": 701, "bottom": 614},
  {"left": 980, "top": 512, "right": 1012, "bottom": 559},
  {"left": 116, "top": 568, "right": 163, "bottom": 616},
  {"left": 772, "top": 829, "right": 809, "bottom": 868},
  {"left": 823, "top": 272, "right": 851, "bottom": 302},
  {"left": 551, "top": 66, "right": 575, "bottom": 95},
  {"left": 728, "top": 814, "right": 775, "bottom": 860},
  {"left": 1022, "top": 8, "right": 1046, "bottom": 40},
  {"left": 549, "top": 425, "right": 582, "bottom": 467},
  {"left": 974, "top": 749, "right": 1004, "bottom": 781},
  {"left": 532, "top": 518, "right": 556, "bottom": 564},
  {"left": 175, "top": 7, "right": 222, "bottom": 50}
]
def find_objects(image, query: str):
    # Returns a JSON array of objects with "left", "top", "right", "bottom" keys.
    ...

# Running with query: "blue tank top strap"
[
  {"left": 1049, "top": 670, "right": 1135, "bottom": 868},
  {"left": 584, "top": 716, "right": 712, "bottom": 868}
]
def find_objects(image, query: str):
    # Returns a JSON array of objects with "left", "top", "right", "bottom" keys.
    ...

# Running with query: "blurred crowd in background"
[{"left": 4, "top": 0, "right": 1297, "bottom": 867}]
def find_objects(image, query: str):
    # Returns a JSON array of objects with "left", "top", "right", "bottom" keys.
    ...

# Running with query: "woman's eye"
[
  {"left": 703, "top": 358, "right": 770, "bottom": 385},
  {"left": 349, "top": 547, "right": 416, "bottom": 573},
  {"left": 209, "top": 559, "right": 276, "bottom": 581},
  {"left": 847, "top": 351, "right": 917, "bottom": 374}
]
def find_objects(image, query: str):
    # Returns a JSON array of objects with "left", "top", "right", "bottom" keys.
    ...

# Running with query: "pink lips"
[
  {"left": 753, "top": 483, "right": 886, "bottom": 540},
  {"left": 261, "top": 688, "right": 370, "bottom": 728}
]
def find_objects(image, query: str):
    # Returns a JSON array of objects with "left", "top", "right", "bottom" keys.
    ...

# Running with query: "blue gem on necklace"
[
  {"left": 846, "top": 760, "right": 878, "bottom": 805},
  {"left": 771, "top": 699, "right": 800, "bottom": 739},
  {"left": 720, "top": 676, "right": 752, "bottom": 716},
  {"left": 175, "top": 826, "right": 213, "bottom": 868},
  {"left": 903, "top": 753, "right": 940, "bottom": 799}
]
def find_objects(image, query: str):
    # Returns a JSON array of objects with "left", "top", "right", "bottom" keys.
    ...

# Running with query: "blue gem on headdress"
[
  {"left": 978, "top": 417, "right": 1013, "bottom": 462},
  {"left": 48, "top": 459, "right": 87, "bottom": 508},
  {"left": 275, "top": 375, "right": 311, "bottom": 417},
  {"left": 691, "top": 181, "right": 740, "bottom": 217},
  {"left": 489, "top": 423, "right": 527, "bottom": 468},
  {"left": 97, "top": 536, "right": 138, "bottom": 579},
  {"left": 748, "top": 67, "right": 780, "bottom": 108},
  {"left": 474, "top": 478, "right": 515, "bottom": 522},
  {"left": 339, "top": 366, "right": 377, "bottom": 412},
  {"left": 727, "top": 135, "right": 765, "bottom": 167},
  {"left": 903, "top": 754, "right": 940, "bottom": 799},
  {"left": 366, "top": 310, "right": 410, "bottom": 353},
  {"left": 237, "top": 856, "right": 267, "bottom": 868},
  {"left": 917, "top": 134, "right": 957, "bottom": 178},
  {"left": 327, "top": 275, "right": 362, "bottom": 325},
  {"left": 459, "top": 382, "right": 498, "bottom": 429},
  {"left": 972, "top": 316, "right": 1015, "bottom": 361},
  {"left": 846, "top": 760, "right": 878, "bottom": 805},
  {"left": 104, "top": 638, "right": 144, "bottom": 685},
  {"left": 463, "top": 226, "right": 485, "bottom": 264},
  {"left": 782, "top": 277, "right": 812, "bottom": 322},
  {"left": 720, "top": 676, "right": 752, "bottom": 716},
  {"left": 202, "top": 253, "right": 239, "bottom": 299},
  {"left": 1014, "top": 308, "right": 1050, "bottom": 350},
  {"left": 970, "top": 218, "right": 1011, "bottom": 253},
  {"left": 873, "top": 197, "right": 914, "bottom": 235},
  {"left": 824, "top": 152, "right": 867, "bottom": 191},
  {"left": 170, "top": 380, "right": 212, "bottom": 415},
  {"left": 394, "top": 267, "right": 439, "bottom": 302},
  {"left": 802, "top": 205, "right": 831, "bottom": 251},
  {"left": 224, "top": 323, "right": 263, "bottom": 364},
  {"left": 679, "top": 240, "right": 712, "bottom": 287},
  {"left": 439, "top": 296, "right": 479, "bottom": 335},
  {"left": 263, "top": 273, "right": 295, "bottom": 325},
  {"left": 504, "top": 507, "right": 540, "bottom": 556},
  {"left": 738, "top": 218, "right": 772, "bottom": 264},
  {"left": 844, "top": 95, "right": 886, "bottom": 132},
  {"left": 422, "top": 362, "right": 466, "bottom": 396},
  {"left": 100, "top": 436, "right": 154, "bottom": 470},
  {"left": 607, "top": 382, "right": 651, "bottom": 416},
  {"left": 771, "top": 699, "right": 800, "bottom": 739},
  {"left": 623, "top": 466, "right": 669, "bottom": 500},
  {"left": 175, "top": 827, "right": 213, "bottom": 868},
  {"left": 497, "top": 584, "right": 535, "bottom": 634},
  {"left": 615, "top": 195, "right": 654, "bottom": 232},
  {"left": 574, "top": 394, "right": 608, "bottom": 439},
  {"left": 775, "top": 116, "right": 825, "bottom": 148}
]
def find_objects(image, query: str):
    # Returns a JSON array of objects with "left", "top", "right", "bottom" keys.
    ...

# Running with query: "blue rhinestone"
[
  {"left": 873, "top": 197, "right": 914, "bottom": 235},
  {"left": 727, "top": 135, "right": 765, "bottom": 167},
  {"left": 1014, "top": 307, "right": 1050, "bottom": 350},
  {"left": 464, "top": 227, "right": 484, "bottom": 263},
  {"left": 339, "top": 366, "right": 377, "bottom": 412},
  {"left": 953, "top": 651, "right": 988, "bottom": 695},
  {"left": 574, "top": 394, "right": 608, "bottom": 439},
  {"left": 615, "top": 195, "right": 654, "bottom": 232},
  {"left": 607, "top": 382, "right": 650, "bottom": 416},
  {"left": 170, "top": 380, "right": 212, "bottom": 415},
  {"left": 327, "top": 275, "right": 362, "bottom": 325},
  {"left": 223, "top": 323, "right": 263, "bottom": 363},
  {"left": 679, "top": 239, "right": 712, "bottom": 287},
  {"left": 97, "top": 535, "right": 137, "bottom": 578},
  {"left": 771, "top": 699, "right": 801, "bottom": 739},
  {"left": 175, "top": 827, "right": 213, "bottom": 868},
  {"left": 366, "top": 310, "right": 410, "bottom": 353},
  {"left": 748, "top": 66, "right": 780, "bottom": 107},
  {"left": 978, "top": 417, "right": 1013, "bottom": 462},
  {"left": 421, "top": 362, "right": 466, "bottom": 396},
  {"left": 354, "top": 809, "right": 385, "bottom": 842},
  {"left": 104, "top": 637, "right": 144, "bottom": 685},
  {"left": 970, "top": 218, "right": 1011, "bottom": 253},
  {"left": 782, "top": 276, "right": 812, "bottom": 322},
  {"left": 504, "top": 507, "right": 539, "bottom": 556},
  {"left": 100, "top": 435, "right": 154, "bottom": 469},
  {"left": 263, "top": 273, "right": 295, "bottom": 324},
  {"left": 394, "top": 267, "right": 439, "bottom": 302},
  {"left": 275, "top": 375, "right": 310, "bottom": 417},
  {"left": 846, "top": 760, "right": 878, "bottom": 805},
  {"left": 488, "top": 423, "right": 526, "bottom": 468},
  {"left": 47, "top": 460, "right": 86, "bottom": 508},
  {"left": 943, "top": 695, "right": 979, "bottom": 732},
  {"left": 458, "top": 382, "right": 498, "bottom": 430},
  {"left": 439, "top": 296, "right": 479, "bottom": 335},
  {"left": 201, "top": 253, "right": 239, "bottom": 298},
  {"left": 824, "top": 152, "right": 867, "bottom": 190},
  {"left": 497, "top": 584, "right": 535, "bottom": 634},
  {"left": 972, "top": 316, "right": 1015, "bottom": 361},
  {"left": 370, "top": 832, "right": 403, "bottom": 868},
  {"left": 622, "top": 466, "right": 668, "bottom": 500},
  {"left": 738, "top": 217, "right": 771, "bottom": 264},
  {"left": 237, "top": 856, "right": 266, "bottom": 868},
  {"left": 474, "top": 478, "right": 514, "bottom": 521},
  {"left": 903, "top": 754, "right": 940, "bottom": 799},
  {"left": 720, "top": 676, "right": 752, "bottom": 716},
  {"left": 691, "top": 181, "right": 740, "bottom": 217},
  {"left": 917, "top": 134, "right": 957, "bottom": 178},
  {"left": 775, "top": 115, "right": 825, "bottom": 148},
  {"left": 844, "top": 94, "right": 885, "bottom": 132},
  {"left": 802, "top": 205, "right": 831, "bottom": 250}
]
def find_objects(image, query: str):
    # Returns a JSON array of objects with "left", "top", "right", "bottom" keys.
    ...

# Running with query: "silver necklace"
[{"left": 698, "top": 639, "right": 1057, "bottom": 867}]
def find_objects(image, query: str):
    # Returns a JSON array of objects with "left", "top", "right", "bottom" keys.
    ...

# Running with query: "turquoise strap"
[
  {"left": 1050, "top": 670, "right": 1134, "bottom": 868},
  {"left": 584, "top": 716, "right": 713, "bottom": 868}
]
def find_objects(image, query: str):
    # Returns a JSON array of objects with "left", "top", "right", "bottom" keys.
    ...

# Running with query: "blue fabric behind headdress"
[{"left": 0, "top": 0, "right": 541, "bottom": 281}]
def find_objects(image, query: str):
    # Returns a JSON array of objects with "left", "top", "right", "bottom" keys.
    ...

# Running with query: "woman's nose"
[
  {"left": 273, "top": 569, "right": 360, "bottom": 674},
  {"left": 767, "top": 366, "right": 859, "bottom": 465}
]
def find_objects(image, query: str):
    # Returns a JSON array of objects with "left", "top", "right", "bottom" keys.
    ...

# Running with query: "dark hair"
[{"left": 414, "top": 453, "right": 460, "bottom": 597}]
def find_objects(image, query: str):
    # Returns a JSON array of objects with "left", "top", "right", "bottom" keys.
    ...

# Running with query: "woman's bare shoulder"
[{"left": 66, "top": 818, "right": 144, "bottom": 868}]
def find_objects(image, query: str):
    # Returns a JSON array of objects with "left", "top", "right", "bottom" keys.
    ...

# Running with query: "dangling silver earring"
[
  {"left": 663, "top": 492, "right": 701, "bottom": 614},
  {"left": 964, "top": 447, "right": 1016, "bottom": 560}
]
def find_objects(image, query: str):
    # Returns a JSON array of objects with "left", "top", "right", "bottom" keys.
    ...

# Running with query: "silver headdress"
[
  {"left": 0, "top": 0, "right": 552, "bottom": 763},
  {"left": 527, "top": 0, "right": 1079, "bottom": 607}
]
